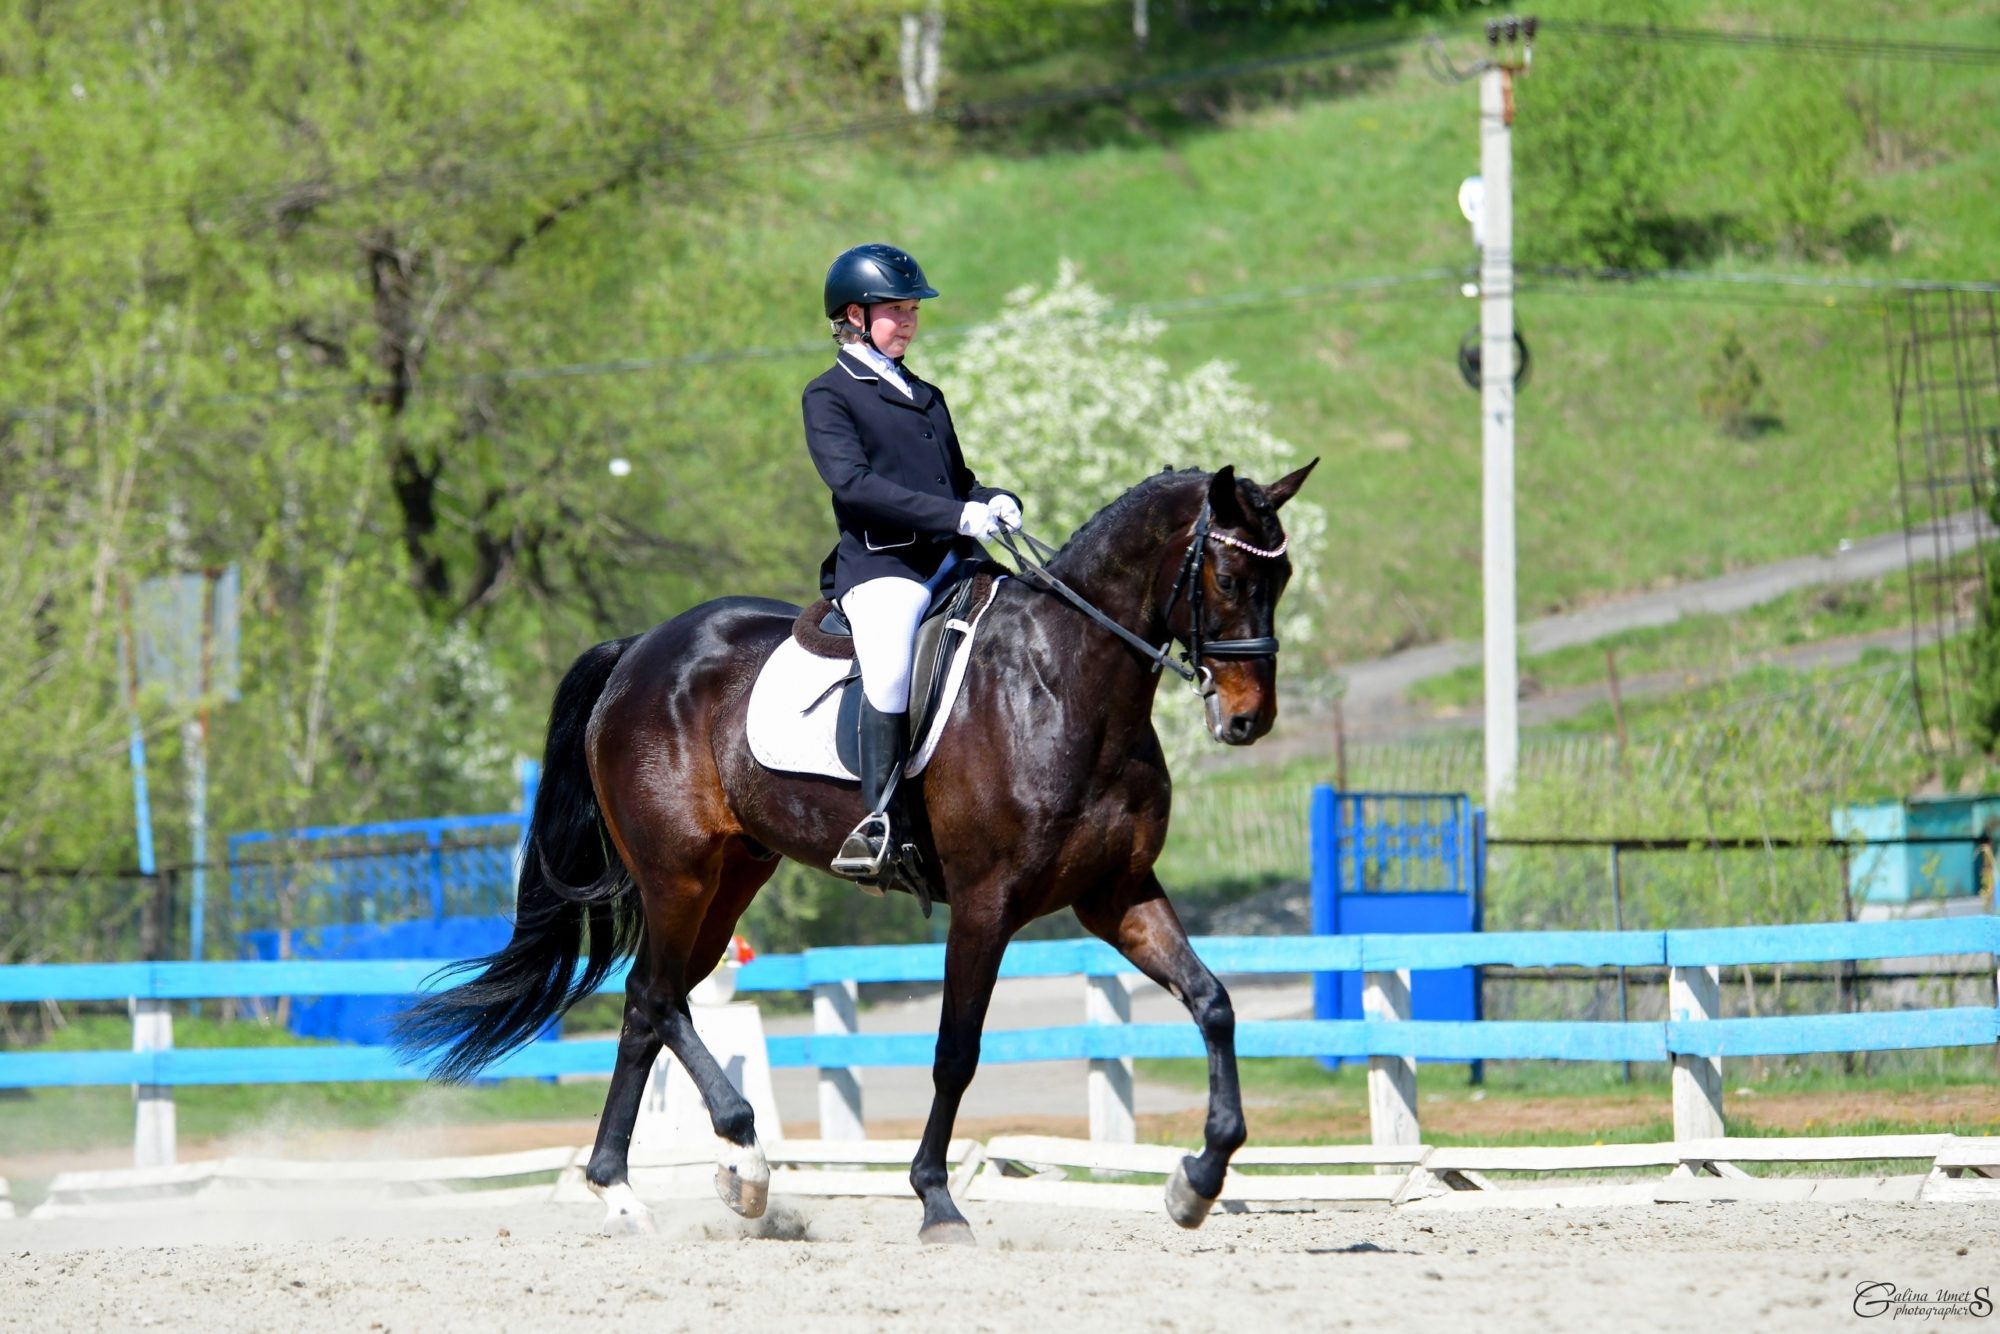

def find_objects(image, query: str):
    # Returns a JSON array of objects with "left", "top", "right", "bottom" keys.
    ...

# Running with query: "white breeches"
[{"left": 841, "top": 575, "right": 932, "bottom": 714}]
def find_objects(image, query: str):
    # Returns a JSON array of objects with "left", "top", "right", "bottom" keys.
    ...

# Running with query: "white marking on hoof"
[
  {"left": 715, "top": 1135, "right": 770, "bottom": 1220},
  {"left": 918, "top": 1219, "right": 977, "bottom": 1247},
  {"left": 588, "top": 1179, "right": 656, "bottom": 1236},
  {"left": 1165, "top": 1159, "right": 1216, "bottom": 1230}
]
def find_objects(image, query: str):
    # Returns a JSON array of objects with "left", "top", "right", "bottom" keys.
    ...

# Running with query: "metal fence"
[{"left": 227, "top": 815, "right": 527, "bottom": 936}]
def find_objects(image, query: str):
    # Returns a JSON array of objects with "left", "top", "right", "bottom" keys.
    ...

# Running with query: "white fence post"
[
  {"left": 813, "top": 980, "right": 865, "bottom": 1140},
  {"left": 1363, "top": 968, "right": 1420, "bottom": 1159},
  {"left": 131, "top": 997, "right": 175, "bottom": 1168},
  {"left": 1086, "top": 973, "right": 1136, "bottom": 1144},
  {"left": 1669, "top": 963, "right": 1725, "bottom": 1140}
]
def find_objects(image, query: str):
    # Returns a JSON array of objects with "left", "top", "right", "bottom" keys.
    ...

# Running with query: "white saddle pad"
[{"left": 745, "top": 581, "right": 1003, "bottom": 782}]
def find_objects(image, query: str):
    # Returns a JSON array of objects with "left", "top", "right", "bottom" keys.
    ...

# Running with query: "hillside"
[{"left": 539, "top": 0, "right": 2000, "bottom": 664}]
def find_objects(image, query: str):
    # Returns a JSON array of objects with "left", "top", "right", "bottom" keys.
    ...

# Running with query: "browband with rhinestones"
[{"left": 1207, "top": 531, "right": 1289, "bottom": 560}]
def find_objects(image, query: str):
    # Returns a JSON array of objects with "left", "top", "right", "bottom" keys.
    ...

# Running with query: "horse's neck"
[
  {"left": 1045, "top": 480, "right": 1196, "bottom": 640},
  {"left": 1014, "top": 479, "right": 1198, "bottom": 750}
]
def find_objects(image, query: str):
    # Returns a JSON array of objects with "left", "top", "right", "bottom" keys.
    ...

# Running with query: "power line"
[
  {"left": 1530, "top": 265, "right": 2000, "bottom": 295},
  {"left": 1518, "top": 281, "right": 1867, "bottom": 314},
  {"left": 1544, "top": 19, "right": 2000, "bottom": 66},
  {"left": 13, "top": 263, "right": 1998, "bottom": 423},
  {"left": 0, "top": 268, "right": 1465, "bottom": 423}
]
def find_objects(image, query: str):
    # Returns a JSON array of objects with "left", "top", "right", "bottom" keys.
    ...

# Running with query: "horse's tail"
[{"left": 393, "top": 635, "right": 643, "bottom": 1083}]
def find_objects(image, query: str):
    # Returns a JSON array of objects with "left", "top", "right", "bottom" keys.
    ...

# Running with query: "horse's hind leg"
[
  {"left": 1076, "top": 872, "right": 1245, "bottom": 1229},
  {"left": 584, "top": 968, "right": 667, "bottom": 1235},
  {"left": 581, "top": 841, "right": 775, "bottom": 1231},
  {"left": 656, "top": 847, "right": 780, "bottom": 1219}
]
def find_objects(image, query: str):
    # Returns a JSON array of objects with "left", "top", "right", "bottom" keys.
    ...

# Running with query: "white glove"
[
  {"left": 989, "top": 494, "right": 1022, "bottom": 532},
  {"left": 957, "top": 500, "right": 999, "bottom": 540}
]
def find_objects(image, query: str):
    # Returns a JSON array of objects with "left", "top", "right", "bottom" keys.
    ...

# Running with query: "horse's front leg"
[
  {"left": 1077, "top": 872, "right": 1245, "bottom": 1228},
  {"left": 909, "top": 900, "right": 1010, "bottom": 1246}
]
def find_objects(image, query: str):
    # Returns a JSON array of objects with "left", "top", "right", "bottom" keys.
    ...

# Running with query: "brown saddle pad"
[
  {"left": 792, "top": 599, "right": 856, "bottom": 660},
  {"left": 791, "top": 571, "right": 997, "bottom": 661}
]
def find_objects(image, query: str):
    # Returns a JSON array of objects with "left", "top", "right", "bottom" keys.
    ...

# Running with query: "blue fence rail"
[{"left": 2, "top": 917, "right": 1995, "bottom": 1091}]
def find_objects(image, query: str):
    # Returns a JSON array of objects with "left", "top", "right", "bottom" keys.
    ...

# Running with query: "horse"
[{"left": 394, "top": 459, "right": 1316, "bottom": 1243}]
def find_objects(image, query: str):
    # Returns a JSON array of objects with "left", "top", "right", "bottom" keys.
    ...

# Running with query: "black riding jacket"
[{"left": 803, "top": 352, "right": 1018, "bottom": 600}]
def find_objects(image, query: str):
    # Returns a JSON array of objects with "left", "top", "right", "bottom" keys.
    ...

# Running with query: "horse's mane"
[
  {"left": 1054, "top": 465, "right": 1285, "bottom": 573},
  {"left": 1056, "top": 467, "right": 1204, "bottom": 564}
]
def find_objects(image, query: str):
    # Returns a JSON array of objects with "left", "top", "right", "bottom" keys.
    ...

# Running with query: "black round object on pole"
[{"left": 1457, "top": 326, "right": 1531, "bottom": 393}]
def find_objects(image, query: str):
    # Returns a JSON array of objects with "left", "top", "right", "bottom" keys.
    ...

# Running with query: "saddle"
[
  {"left": 786, "top": 567, "right": 997, "bottom": 915},
  {"left": 791, "top": 567, "right": 996, "bottom": 779}
]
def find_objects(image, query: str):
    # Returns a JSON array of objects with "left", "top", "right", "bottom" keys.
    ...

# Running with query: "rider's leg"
[{"left": 832, "top": 575, "right": 929, "bottom": 878}]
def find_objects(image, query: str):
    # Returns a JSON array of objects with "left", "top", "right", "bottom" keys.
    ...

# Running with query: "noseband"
[
  {"left": 1159, "top": 499, "right": 1286, "bottom": 673},
  {"left": 993, "top": 498, "right": 1286, "bottom": 690}
]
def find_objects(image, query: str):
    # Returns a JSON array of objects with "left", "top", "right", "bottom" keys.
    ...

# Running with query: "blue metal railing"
[
  {"left": 1, "top": 917, "right": 1994, "bottom": 1090},
  {"left": 228, "top": 813, "right": 528, "bottom": 932}
]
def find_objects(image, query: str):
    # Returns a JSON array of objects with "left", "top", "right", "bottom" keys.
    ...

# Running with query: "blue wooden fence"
[{"left": 2, "top": 916, "right": 1995, "bottom": 1091}]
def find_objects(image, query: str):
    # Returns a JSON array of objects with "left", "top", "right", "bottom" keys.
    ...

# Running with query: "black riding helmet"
[{"left": 823, "top": 243, "right": 939, "bottom": 322}]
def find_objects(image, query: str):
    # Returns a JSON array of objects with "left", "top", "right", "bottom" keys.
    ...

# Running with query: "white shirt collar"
[{"left": 841, "top": 342, "right": 913, "bottom": 398}]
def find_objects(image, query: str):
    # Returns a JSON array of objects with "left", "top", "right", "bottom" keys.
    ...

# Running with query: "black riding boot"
[{"left": 831, "top": 702, "right": 907, "bottom": 885}]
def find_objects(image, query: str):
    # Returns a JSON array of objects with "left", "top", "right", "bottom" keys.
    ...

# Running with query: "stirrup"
[{"left": 831, "top": 811, "right": 893, "bottom": 890}]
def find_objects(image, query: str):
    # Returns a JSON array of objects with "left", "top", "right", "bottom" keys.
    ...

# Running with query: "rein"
[
  {"left": 992, "top": 500, "right": 1285, "bottom": 691},
  {"left": 994, "top": 525, "right": 1198, "bottom": 683}
]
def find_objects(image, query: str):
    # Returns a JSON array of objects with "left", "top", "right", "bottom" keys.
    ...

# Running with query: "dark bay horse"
[{"left": 396, "top": 460, "right": 1316, "bottom": 1242}]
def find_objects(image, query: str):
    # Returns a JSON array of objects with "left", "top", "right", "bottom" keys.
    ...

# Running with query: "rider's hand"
[
  {"left": 989, "top": 494, "right": 1022, "bottom": 532},
  {"left": 957, "top": 500, "right": 999, "bottom": 540}
]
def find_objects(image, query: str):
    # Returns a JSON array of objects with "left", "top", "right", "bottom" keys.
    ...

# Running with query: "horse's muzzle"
[{"left": 1217, "top": 711, "right": 1264, "bottom": 745}]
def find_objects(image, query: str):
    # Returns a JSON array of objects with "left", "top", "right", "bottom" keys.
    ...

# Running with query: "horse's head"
[{"left": 1161, "top": 460, "right": 1318, "bottom": 745}]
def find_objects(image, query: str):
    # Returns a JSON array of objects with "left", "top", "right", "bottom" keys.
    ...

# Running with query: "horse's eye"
[{"left": 1216, "top": 573, "right": 1237, "bottom": 595}]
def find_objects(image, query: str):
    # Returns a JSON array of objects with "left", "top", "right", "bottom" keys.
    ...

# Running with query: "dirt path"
[
  {"left": 1210, "top": 510, "right": 1989, "bottom": 759},
  {"left": 4, "top": 1195, "right": 1994, "bottom": 1332}
]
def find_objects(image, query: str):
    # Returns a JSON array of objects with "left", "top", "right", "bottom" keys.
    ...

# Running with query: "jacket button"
[
  {"left": 922, "top": 430, "right": 934, "bottom": 439},
  {"left": 935, "top": 475, "right": 947, "bottom": 484}
]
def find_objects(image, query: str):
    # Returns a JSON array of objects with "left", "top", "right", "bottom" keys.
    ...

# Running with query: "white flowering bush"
[{"left": 934, "top": 261, "right": 1328, "bottom": 763}]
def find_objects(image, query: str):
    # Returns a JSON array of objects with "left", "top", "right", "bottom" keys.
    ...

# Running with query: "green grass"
[
  {"left": 1141, "top": 1050, "right": 2000, "bottom": 1099},
  {"left": 1135, "top": 1052, "right": 1999, "bottom": 1176},
  {"left": 1407, "top": 556, "right": 1967, "bottom": 712}
]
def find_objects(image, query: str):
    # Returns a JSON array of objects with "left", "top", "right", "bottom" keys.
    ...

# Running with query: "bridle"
[
  {"left": 1159, "top": 499, "right": 1286, "bottom": 676},
  {"left": 994, "top": 499, "right": 1287, "bottom": 701}
]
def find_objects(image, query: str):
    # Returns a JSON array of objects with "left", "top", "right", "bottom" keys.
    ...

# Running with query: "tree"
[{"left": 0, "top": 3, "right": 874, "bottom": 880}]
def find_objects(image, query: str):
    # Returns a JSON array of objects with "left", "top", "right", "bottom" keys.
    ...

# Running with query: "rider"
[{"left": 803, "top": 242, "right": 1023, "bottom": 884}]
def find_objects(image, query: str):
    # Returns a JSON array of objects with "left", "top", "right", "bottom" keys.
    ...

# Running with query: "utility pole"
[{"left": 1477, "top": 18, "right": 1532, "bottom": 816}]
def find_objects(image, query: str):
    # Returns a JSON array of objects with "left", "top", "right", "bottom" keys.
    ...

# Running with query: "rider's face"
[{"left": 849, "top": 300, "right": 920, "bottom": 358}]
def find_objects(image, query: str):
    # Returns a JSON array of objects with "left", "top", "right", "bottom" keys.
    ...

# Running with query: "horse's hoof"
[
  {"left": 715, "top": 1137, "right": 771, "bottom": 1220},
  {"left": 918, "top": 1219, "right": 977, "bottom": 1247},
  {"left": 589, "top": 1180, "right": 656, "bottom": 1237},
  {"left": 1165, "top": 1158, "right": 1217, "bottom": 1230}
]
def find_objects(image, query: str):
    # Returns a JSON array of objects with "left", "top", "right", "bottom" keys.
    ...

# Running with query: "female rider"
[{"left": 803, "top": 243, "right": 1022, "bottom": 884}]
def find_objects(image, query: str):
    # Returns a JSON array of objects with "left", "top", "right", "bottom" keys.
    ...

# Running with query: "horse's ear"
[
  {"left": 1264, "top": 457, "right": 1319, "bottom": 510},
  {"left": 1207, "top": 465, "right": 1245, "bottom": 526}
]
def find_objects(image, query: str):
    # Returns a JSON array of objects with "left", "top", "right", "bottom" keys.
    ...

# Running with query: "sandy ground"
[{"left": 2, "top": 1194, "right": 1996, "bottom": 1332}]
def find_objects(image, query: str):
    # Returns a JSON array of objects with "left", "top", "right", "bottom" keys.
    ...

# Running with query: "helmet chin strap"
[{"left": 847, "top": 306, "right": 882, "bottom": 357}]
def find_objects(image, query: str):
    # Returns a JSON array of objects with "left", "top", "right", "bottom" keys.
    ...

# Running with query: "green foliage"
[
  {"left": 1751, "top": 62, "right": 1861, "bottom": 250},
  {"left": 0, "top": 2, "right": 862, "bottom": 877},
  {"left": 1963, "top": 564, "right": 2000, "bottom": 756},
  {"left": 1696, "top": 326, "right": 1778, "bottom": 437},
  {"left": 1516, "top": 0, "right": 1692, "bottom": 269}
]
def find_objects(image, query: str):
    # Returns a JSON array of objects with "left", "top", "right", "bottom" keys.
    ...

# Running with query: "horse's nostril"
[{"left": 1226, "top": 713, "right": 1257, "bottom": 741}]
